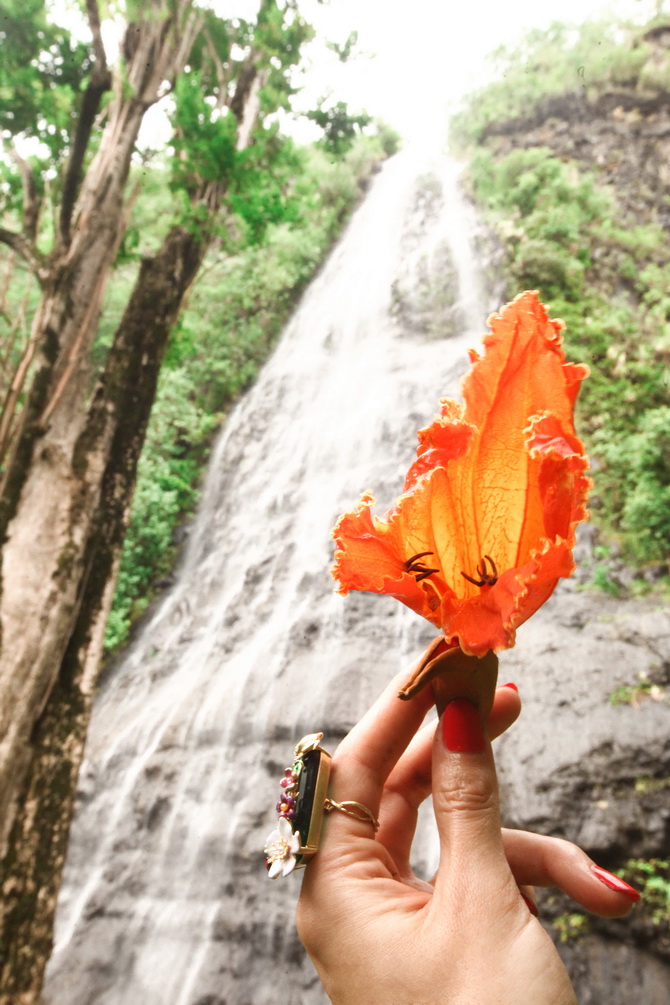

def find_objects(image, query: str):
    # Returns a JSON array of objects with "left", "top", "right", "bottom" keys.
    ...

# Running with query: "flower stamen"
[
  {"left": 406, "top": 551, "right": 440, "bottom": 582},
  {"left": 461, "top": 554, "right": 498, "bottom": 588}
]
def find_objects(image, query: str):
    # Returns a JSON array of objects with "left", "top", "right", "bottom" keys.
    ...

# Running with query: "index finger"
[{"left": 327, "top": 647, "right": 436, "bottom": 830}]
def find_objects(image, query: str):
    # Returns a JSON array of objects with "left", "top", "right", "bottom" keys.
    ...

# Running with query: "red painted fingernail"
[
  {"left": 502, "top": 682, "right": 518, "bottom": 692},
  {"left": 442, "top": 699, "right": 485, "bottom": 753},
  {"left": 592, "top": 865, "right": 641, "bottom": 902},
  {"left": 521, "top": 892, "right": 539, "bottom": 917}
]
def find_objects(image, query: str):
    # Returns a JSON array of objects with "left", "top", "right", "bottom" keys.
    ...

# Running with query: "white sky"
[
  {"left": 291, "top": 0, "right": 661, "bottom": 143},
  {"left": 44, "top": 0, "right": 664, "bottom": 151}
]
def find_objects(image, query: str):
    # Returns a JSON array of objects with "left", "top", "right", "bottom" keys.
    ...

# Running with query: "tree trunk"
[
  {"left": 0, "top": 221, "right": 211, "bottom": 1003},
  {"left": 0, "top": 0, "right": 273, "bottom": 986},
  {"left": 0, "top": 4, "right": 222, "bottom": 998},
  {"left": 0, "top": 4, "right": 202, "bottom": 858}
]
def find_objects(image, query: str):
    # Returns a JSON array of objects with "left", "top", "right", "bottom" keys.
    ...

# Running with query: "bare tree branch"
[
  {"left": 0, "top": 229, "right": 45, "bottom": 282},
  {"left": 123, "top": 2, "right": 201, "bottom": 103},
  {"left": 85, "top": 0, "right": 109, "bottom": 75},
  {"left": 203, "top": 25, "right": 231, "bottom": 106},
  {"left": 229, "top": 57, "right": 260, "bottom": 123},
  {"left": 10, "top": 149, "right": 41, "bottom": 242},
  {"left": 59, "top": 0, "right": 112, "bottom": 244},
  {"left": 236, "top": 69, "right": 267, "bottom": 151},
  {"left": 0, "top": 321, "right": 42, "bottom": 465}
]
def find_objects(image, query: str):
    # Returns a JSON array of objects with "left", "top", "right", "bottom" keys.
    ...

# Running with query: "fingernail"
[
  {"left": 502, "top": 682, "right": 518, "bottom": 692},
  {"left": 592, "top": 865, "right": 641, "bottom": 902},
  {"left": 442, "top": 698, "right": 485, "bottom": 753},
  {"left": 521, "top": 892, "right": 539, "bottom": 917}
]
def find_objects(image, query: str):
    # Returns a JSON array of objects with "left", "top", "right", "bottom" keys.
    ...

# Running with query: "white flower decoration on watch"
[{"left": 264, "top": 816, "right": 301, "bottom": 879}]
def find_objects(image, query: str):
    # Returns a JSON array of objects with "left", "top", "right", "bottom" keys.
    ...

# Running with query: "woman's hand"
[{"left": 297, "top": 663, "right": 639, "bottom": 1005}]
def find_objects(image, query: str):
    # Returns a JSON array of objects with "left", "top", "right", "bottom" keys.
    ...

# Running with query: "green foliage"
[
  {"left": 634, "top": 776, "right": 670, "bottom": 794},
  {"left": 307, "top": 99, "right": 372, "bottom": 155},
  {"left": 609, "top": 673, "right": 657, "bottom": 706},
  {"left": 601, "top": 407, "right": 670, "bottom": 562},
  {"left": 450, "top": 18, "right": 652, "bottom": 148},
  {"left": 590, "top": 563, "right": 622, "bottom": 597},
  {"left": 226, "top": 128, "right": 306, "bottom": 243},
  {"left": 373, "top": 119, "right": 402, "bottom": 157},
  {"left": 0, "top": 0, "right": 92, "bottom": 184},
  {"left": 454, "top": 8, "right": 670, "bottom": 568},
  {"left": 326, "top": 31, "right": 359, "bottom": 63},
  {"left": 552, "top": 912, "right": 589, "bottom": 943},
  {"left": 0, "top": 0, "right": 394, "bottom": 656},
  {"left": 461, "top": 140, "right": 670, "bottom": 566},
  {"left": 104, "top": 370, "right": 217, "bottom": 649},
  {"left": 171, "top": 71, "right": 239, "bottom": 189},
  {"left": 618, "top": 859, "right": 670, "bottom": 924}
]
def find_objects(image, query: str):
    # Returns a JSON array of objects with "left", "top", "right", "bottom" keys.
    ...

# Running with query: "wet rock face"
[
  {"left": 558, "top": 938, "right": 670, "bottom": 1005},
  {"left": 498, "top": 589, "right": 670, "bottom": 860},
  {"left": 495, "top": 583, "right": 670, "bottom": 1001}
]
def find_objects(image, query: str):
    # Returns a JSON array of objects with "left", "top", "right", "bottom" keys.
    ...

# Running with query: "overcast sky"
[{"left": 290, "top": 0, "right": 660, "bottom": 143}]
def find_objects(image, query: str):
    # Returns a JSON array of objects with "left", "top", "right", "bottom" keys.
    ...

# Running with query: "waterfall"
[{"left": 43, "top": 150, "right": 496, "bottom": 1005}]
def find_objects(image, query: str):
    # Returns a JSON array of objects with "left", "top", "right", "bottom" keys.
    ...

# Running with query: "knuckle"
[{"left": 433, "top": 773, "right": 497, "bottom": 818}]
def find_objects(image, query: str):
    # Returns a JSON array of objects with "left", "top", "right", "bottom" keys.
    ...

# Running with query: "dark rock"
[{"left": 557, "top": 936, "right": 670, "bottom": 1004}]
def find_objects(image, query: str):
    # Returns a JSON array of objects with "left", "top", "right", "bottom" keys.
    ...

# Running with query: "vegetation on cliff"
[{"left": 451, "top": 14, "right": 670, "bottom": 572}]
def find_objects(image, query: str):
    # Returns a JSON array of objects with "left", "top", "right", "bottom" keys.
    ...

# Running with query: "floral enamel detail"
[
  {"left": 264, "top": 817, "right": 301, "bottom": 879},
  {"left": 331, "top": 292, "right": 591, "bottom": 657},
  {"left": 275, "top": 762, "right": 299, "bottom": 822},
  {"left": 264, "top": 733, "right": 331, "bottom": 878}
]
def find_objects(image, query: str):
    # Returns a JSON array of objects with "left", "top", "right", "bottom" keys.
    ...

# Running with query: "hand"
[{"left": 297, "top": 664, "right": 639, "bottom": 1005}]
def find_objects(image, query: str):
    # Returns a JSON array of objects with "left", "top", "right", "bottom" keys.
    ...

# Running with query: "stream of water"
[{"left": 44, "top": 149, "right": 497, "bottom": 1005}]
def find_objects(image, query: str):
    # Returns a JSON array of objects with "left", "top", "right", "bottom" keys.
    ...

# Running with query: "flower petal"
[
  {"left": 527, "top": 411, "right": 591, "bottom": 542},
  {"left": 267, "top": 859, "right": 284, "bottom": 880},
  {"left": 281, "top": 856, "right": 297, "bottom": 877},
  {"left": 459, "top": 292, "right": 589, "bottom": 571},
  {"left": 403, "top": 403, "right": 473, "bottom": 491},
  {"left": 331, "top": 292, "right": 590, "bottom": 655},
  {"left": 443, "top": 541, "right": 577, "bottom": 656},
  {"left": 277, "top": 816, "right": 293, "bottom": 840},
  {"left": 263, "top": 828, "right": 281, "bottom": 854},
  {"left": 331, "top": 492, "right": 440, "bottom": 623}
]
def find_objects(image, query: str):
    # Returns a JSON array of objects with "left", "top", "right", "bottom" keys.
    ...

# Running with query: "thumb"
[{"left": 431, "top": 692, "right": 509, "bottom": 903}]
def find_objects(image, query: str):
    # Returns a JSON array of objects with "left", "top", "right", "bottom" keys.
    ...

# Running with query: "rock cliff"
[
  {"left": 496, "top": 570, "right": 670, "bottom": 1002},
  {"left": 469, "top": 22, "right": 670, "bottom": 997},
  {"left": 480, "top": 25, "right": 670, "bottom": 234}
]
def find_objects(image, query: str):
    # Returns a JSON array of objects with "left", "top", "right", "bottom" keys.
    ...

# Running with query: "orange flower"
[{"left": 331, "top": 291, "right": 591, "bottom": 657}]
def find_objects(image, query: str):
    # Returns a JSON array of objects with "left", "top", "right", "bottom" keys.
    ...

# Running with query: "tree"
[
  {"left": 307, "top": 97, "right": 372, "bottom": 154},
  {"left": 0, "top": 1, "right": 312, "bottom": 998}
]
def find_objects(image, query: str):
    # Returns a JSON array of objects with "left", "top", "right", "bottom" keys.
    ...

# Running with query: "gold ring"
[
  {"left": 324, "top": 797, "right": 379, "bottom": 831},
  {"left": 263, "top": 733, "right": 378, "bottom": 880}
]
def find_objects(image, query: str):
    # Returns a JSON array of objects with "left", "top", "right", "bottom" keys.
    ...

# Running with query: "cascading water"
[{"left": 43, "top": 150, "right": 497, "bottom": 1005}]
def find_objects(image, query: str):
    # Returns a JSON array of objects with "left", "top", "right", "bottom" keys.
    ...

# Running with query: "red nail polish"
[
  {"left": 592, "top": 865, "right": 641, "bottom": 902},
  {"left": 502, "top": 682, "right": 518, "bottom": 692},
  {"left": 442, "top": 699, "right": 485, "bottom": 752},
  {"left": 520, "top": 892, "right": 539, "bottom": 917}
]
